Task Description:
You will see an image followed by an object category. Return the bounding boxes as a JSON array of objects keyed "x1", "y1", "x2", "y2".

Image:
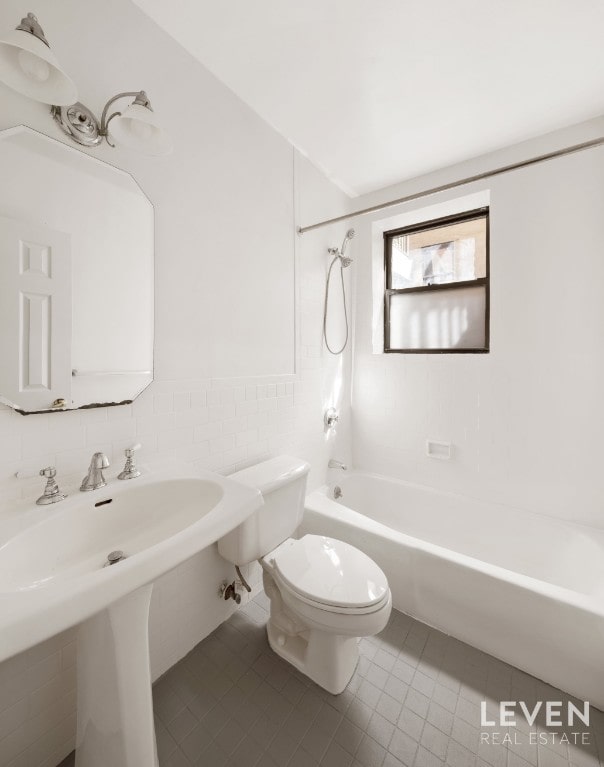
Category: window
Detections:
[{"x1": 384, "y1": 207, "x2": 489, "y2": 353}]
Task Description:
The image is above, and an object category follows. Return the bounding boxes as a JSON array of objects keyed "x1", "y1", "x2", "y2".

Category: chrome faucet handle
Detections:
[
  {"x1": 118, "y1": 443, "x2": 141, "y2": 481},
  {"x1": 80, "y1": 452, "x2": 110, "y2": 492},
  {"x1": 324, "y1": 407, "x2": 339, "y2": 429},
  {"x1": 36, "y1": 466, "x2": 67, "y2": 505}
]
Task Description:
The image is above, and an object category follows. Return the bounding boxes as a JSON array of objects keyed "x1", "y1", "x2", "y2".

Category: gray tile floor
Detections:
[{"x1": 59, "y1": 592, "x2": 604, "y2": 767}]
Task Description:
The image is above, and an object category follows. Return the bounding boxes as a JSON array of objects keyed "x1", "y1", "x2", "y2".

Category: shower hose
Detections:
[{"x1": 323, "y1": 254, "x2": 349, "y2": 355}]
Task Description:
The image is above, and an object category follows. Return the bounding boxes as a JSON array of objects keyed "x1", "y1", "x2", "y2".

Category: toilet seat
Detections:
[
  {"x1": 263, "y1": 535, "x2": 389, "y2": 613},
  {"x1": 275, "y1": 573, "x2": 391, "y2": 616}
]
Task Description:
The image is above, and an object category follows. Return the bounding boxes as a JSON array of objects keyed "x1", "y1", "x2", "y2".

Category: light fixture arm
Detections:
[
  {"x1": 52, "y1": 90, "x2": 154, "y2": 149},
  {"x1": 99, "y1": 91, "x2": 151, "y2": 138}
]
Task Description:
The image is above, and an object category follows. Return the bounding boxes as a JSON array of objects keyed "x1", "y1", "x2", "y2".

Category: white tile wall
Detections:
[{"x1": 351, "y1": 118, "x2": 604, "y2": 529}]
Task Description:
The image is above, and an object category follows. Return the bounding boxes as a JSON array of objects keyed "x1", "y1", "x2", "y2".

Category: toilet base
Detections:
[
  {"x1": 266, "y1": 619, "x2": 359, "y2": 695},
  {"x1": 262, "y1": 569, "x2": 360, "y2": 694}
]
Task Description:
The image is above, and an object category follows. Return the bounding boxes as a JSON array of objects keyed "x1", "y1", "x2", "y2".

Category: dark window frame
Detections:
[{"x1": 383, "y1": 207, "x2": 490, "y2": 354}]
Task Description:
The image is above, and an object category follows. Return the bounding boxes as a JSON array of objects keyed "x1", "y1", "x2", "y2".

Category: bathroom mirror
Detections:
[{"x1": 0, "y1": 126, "x2": 153, "y2": 414}]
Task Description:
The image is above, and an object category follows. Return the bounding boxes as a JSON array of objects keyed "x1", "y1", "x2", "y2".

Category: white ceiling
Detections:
[{"x1": 133, "y1": 0, "x2": 604, "y2": 197}]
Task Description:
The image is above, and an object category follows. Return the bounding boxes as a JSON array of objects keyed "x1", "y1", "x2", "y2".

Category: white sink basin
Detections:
[
  {"x1": 0, "y1": 467, "x2": 261, "y2": 661},
  {"x1": 0, "y1": 477, "x2": 225, "y2": 592},
  {"x1": 0, "y1": 465, "x2": 262, "y2": 767}
]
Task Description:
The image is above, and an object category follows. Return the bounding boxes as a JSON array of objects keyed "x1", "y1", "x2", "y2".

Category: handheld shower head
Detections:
[
  {"x1": 340, "y1": 228, "x2": 355, "y2": 256},
  {"x1": 327, "y1": 228, "x2": 355, "y2": 267}
]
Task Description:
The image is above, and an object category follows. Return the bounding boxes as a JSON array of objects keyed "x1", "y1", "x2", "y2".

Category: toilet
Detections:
[{"x1": 218, "y1": 455, "x2": 392, "y2": 694}]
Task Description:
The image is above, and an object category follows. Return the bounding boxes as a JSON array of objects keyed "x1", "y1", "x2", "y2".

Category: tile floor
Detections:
[{"x1": 59, "y1": 593, "x2": 604, "y2": 767}]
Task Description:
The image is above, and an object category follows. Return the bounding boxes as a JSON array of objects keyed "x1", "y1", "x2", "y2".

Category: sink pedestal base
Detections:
[{"x1": 75, "y1": 584, "x2": 158, "y2": 767}]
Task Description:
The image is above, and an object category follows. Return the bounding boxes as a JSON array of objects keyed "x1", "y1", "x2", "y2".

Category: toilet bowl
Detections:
[
  {"x1": 217, "y1": 456, "x2": 392, "y2": 694},
  {"x1": 260, "y1": 535, "x2": 392, "y2": 693}
]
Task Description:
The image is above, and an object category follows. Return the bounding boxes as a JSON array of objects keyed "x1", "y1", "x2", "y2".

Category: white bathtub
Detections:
[{"x1": 302, "y1": 471, "x2": 604, "y2": 709}]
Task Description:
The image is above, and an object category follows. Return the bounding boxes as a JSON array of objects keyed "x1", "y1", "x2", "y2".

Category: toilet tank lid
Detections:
[{"x1": 229, "y1": 455, "x2": 310, "y2": 494}]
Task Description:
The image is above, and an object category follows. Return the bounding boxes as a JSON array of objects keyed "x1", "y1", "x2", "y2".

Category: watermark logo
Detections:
[{"x1": 480, "y1": 701, "x2": 591, "y2": 747}]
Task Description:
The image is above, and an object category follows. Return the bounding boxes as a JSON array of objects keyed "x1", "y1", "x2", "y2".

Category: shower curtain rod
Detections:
[{"x1": 297, "y1": 135, "x2": 604, "y2": 234}]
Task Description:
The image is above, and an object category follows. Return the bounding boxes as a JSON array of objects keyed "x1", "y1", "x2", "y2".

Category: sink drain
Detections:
[{"x1": 104, "y1": 550, "x2": 126, "y2": 567}]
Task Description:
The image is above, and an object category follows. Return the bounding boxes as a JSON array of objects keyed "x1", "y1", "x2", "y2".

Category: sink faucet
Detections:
[
  {"x1": 36, "y1": 467, "x2": 67, "y2": 505},
  {"x1": 81, "y1": 452, "x2": 110, "y2": 492},
  {"x1": 328, "y1": 459, "x2": 348, "y2": 470},
  {"x1": 118, "y1": 444, "x2": 141, "y2": 480}
]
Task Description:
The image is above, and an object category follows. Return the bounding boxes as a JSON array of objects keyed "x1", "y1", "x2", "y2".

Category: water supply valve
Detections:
[{"x1": 219, "y1": 580, "x2": 241, "y2": 604}]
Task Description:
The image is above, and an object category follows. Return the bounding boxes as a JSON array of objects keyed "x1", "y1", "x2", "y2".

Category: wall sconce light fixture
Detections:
[{"x1": 0, "y1": 13, "x2": 172, "y2": 156}]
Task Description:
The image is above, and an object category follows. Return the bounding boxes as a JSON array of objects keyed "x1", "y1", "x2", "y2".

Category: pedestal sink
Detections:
[{"x1": 0, "y1": 467, "x2": 262, "y2": 767}]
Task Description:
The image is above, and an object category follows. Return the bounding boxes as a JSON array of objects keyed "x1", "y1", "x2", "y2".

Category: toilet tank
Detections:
[{"x1": 217, "y1": 455, "x2": 310, "y2": 565}]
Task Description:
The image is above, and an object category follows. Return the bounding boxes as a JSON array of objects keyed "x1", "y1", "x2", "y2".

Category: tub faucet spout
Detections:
[{"x1": 328, "y1": 459, "x2": 347, "y2": 471}]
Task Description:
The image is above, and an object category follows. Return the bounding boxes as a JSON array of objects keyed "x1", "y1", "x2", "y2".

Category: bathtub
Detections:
[{"x1": 302, "y1": 471, "x2": 604, "y2": 709}]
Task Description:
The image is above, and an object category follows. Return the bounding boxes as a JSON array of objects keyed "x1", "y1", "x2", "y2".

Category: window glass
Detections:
[
  {"x1": 388, "y1": 284, "x2": 486, "y2": 350},
  {"x1": 390, "y1": 216, "x2": 487, "y2": 289},
  {"x1": 384, "y1": 208, "x2": 489, "y2": 353}
]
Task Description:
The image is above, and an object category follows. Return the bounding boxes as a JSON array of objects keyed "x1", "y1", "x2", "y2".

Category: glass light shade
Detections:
[
  {"x1": 0, "y1": 29, "x2": 77, "y2": 105},
  {"x1": 108, "y1": 103, "x2": 172, "y2": 156}
]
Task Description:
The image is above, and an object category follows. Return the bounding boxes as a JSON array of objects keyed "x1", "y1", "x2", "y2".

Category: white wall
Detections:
[
  {"x1": 352, "y1": 116, "x2": 604, "y2": 528},
  {"x1": 0, "y1": 2, "x2": 352, "y2": 765}
]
